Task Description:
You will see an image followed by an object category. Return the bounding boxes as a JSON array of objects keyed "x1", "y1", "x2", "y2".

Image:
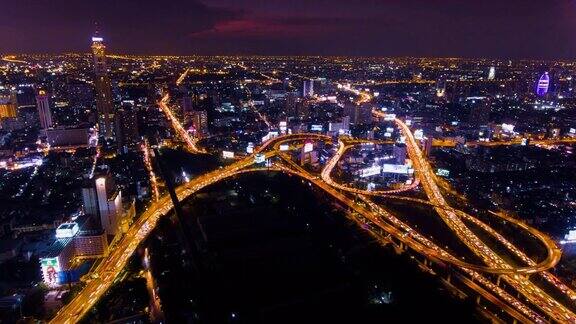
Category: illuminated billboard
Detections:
[
  {"x1": 279, "y1": 144, "x2": 290, "y2": 151},
  {"x1": 436, "y1": 169, "x2": 450, "y2": 177},
  {"x1": 40, "y1": 257, "x2": 61, "y2": 287},
  {"x1": 222, "y1": 151, "x2": 235, "y2": 159},
  {"x1": 310, "y1": 125, "x2": 323, "y2": 132},
  {"x1": 303, "y1": 141, "x2": 314, "y2": 153}
]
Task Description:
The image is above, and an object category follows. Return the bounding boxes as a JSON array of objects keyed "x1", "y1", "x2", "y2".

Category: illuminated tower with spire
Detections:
[{"x1": 92, "y1": 29, "x2": 114, "y2": 138}]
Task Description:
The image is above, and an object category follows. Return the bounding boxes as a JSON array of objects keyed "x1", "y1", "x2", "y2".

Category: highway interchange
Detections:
[{"x1": 51, "y1": 72, "x2": 576, "y2": 324}]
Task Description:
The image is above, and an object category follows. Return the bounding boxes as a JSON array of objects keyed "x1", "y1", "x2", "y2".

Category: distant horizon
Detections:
[
  {"x1": 2, "y1": 52, "x2": 575, "y2": 63},
  {"x1": 2, "y1": 0, "x2": 576, "y2": 60}
]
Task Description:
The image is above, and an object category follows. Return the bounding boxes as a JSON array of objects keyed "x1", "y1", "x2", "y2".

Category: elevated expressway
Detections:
[
  {"x1": 52, "y1": 122, "x2": 576, "y2": 323},
  {"x1": 53, "y1": 69, "x2": 576, "y2": 323}
]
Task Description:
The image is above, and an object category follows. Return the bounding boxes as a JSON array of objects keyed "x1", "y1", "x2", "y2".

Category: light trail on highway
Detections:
[
  {"x1": 378, "y1": 111, "x2": 576, "y2": 322},
  {"x1": 158, "y1": 93, "x2": 205, "y2": 154},
  {"x1": 51, "y1": 80, "x2": 576, "y2": 324},
  {"x1": 142, "y1": 139, "x2": 160, "y2": 202}
]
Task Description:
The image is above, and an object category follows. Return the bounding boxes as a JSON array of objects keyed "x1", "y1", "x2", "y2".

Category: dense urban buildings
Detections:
[{"x1": 1, "y1": 3, "x2": 576, "y2": 323}]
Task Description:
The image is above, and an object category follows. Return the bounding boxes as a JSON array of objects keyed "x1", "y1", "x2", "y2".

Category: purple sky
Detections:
[{"x1": 1, "y1": 0, "x2": 575, "y2": 58}]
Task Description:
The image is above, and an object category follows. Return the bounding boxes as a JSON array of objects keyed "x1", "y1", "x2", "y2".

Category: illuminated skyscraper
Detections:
[
  {"x1": 536, "y1": 72, "x2": 550, "y2": 96},
  {"x1": 488, "y1": 66, "x2": 496, "y2": 80},
  {"x1": 95, "y1": 176, "x2": 122, "y2": 236},
  {"x1": 285, "y1": 92, "x2": 298, "y2": 116},
  {"x1": 190, "y1": 110, "x2": 209, "y2": 137},
  {"x1": 436, "y1": 77, "x2": 447, "y2": 97},
  {"x1": 303, "y1": 80, "x2": 314, "y2": 97},
  {"x1": 91, "y1": 33, "x2": 114, "y2": 137},
  {"x1": 82, "y1": 172, "x2": 123, "y2": 237},
  {"x1": 36, "y1": 89, "x2": 53, "y2": 129}
]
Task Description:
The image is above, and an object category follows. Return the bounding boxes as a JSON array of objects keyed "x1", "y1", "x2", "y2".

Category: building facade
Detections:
[
  {"x1": 36, "y1": 89, "x2": 53, "y2": 129},
  {"x1": 92, "y1": 34, "x2": 114, "y2": 137}
]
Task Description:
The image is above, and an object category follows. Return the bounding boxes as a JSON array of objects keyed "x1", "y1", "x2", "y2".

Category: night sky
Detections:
[{"x1": 1, "y1": 0, "x2": 576, "y2": 59}]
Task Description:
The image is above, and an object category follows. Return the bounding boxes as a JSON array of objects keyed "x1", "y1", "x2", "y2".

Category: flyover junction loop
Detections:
[
  {"x1": 319, "y1": 131, "x2": 560, "y2": 275},
  {"x1": 51, "y1": 124, "x2": 569, "y2": 324}
]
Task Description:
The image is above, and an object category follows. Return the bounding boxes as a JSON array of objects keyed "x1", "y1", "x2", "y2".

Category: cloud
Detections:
[{"x1": 189, "y1": 15, "x2": 364, "y2": 38}]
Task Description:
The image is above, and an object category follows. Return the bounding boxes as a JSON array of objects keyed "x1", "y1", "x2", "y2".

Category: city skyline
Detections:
[
  {"x1": 2, "y1": 4, "x2": 576, "y2": 323},
  {"x1": 1, "y1": 0, "x2": 576, "y2": 59}
]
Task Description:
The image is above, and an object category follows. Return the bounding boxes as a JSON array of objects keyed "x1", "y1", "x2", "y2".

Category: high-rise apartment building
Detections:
[
  {"x1": 36, "y1": 89, "x2": 53, "y2": 129},
  {"x1": 114, "y1": 103, "x2": 139, "y2": 152}
]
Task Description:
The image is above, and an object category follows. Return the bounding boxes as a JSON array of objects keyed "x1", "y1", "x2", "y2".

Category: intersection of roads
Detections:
[{"x1": 51, "y1": 71, "x2": 576, "y2": 324}]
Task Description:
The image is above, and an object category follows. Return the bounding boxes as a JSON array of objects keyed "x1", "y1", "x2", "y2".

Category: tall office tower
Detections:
[
  {"x1": 302, "y1": 79, "x2": 314, "y2": 97},
  {"x1": 0, "y1": 90, "x2": 18, "y2": 119},
  {"x1": 92, "y1": 33, "x2": 114, "y2": 138},
  {"x1": 81, "y1": 179, "x2": 100, "y2": 218},
  {"x1": 536, "y1": 72, "x2": 550, "y2": 96},
  {"x1": 297, "y1": 99, "x2": 311, "y2": 118},
  {"x1": 190, "y1": 110, "x2": 209, "y2": 137},
  {"x1": 344, "y1": 102, "x2": 372, "y2": 125},
  {"x1": 436, "y1": 77, "x2": 447, "y2": 97},
  {"x1": 393, "y1": 143, "x2": 407, "y2": 165},
  {"x1": 95, "y1": 176, "x2": 122, "y2": 236},
  {"x1": 181, "y1": 95, "x2": 194, "y2": 113},
  {"x1": 36, "y1": 89, "x2": 53, "y2": 129},
  {"x1": 114, "y1": 103, "x2": 139, "y2": 152},
  {"x1": 488, "y1": 66, "x2": 496, "y2": 80},
  {"x1": 82, "y1": 173, "x2": 123, "y2": 236},
  {"x1": 181, "y1": 95, "x2": 194, "y2": 124},
  {"x1": 285, "y1": 92, "x2": 297, "y2": 116}
]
